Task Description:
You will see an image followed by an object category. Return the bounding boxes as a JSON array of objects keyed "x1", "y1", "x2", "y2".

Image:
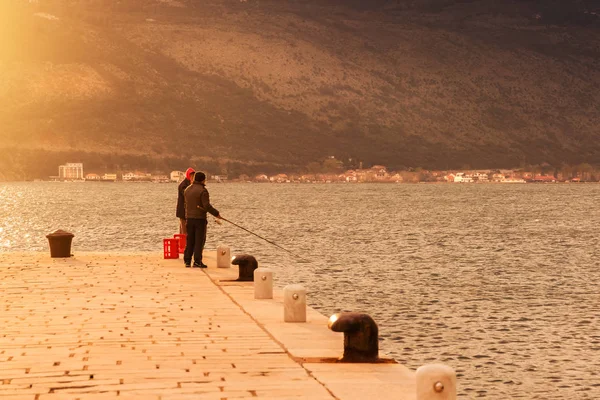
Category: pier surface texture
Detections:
[{"x1": 0, "y1": 252, "x2": 416, "y2": 399}]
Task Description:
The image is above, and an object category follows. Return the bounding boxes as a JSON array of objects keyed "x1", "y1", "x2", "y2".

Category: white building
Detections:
[
  {"x1": 85, "y1": 173, "x2": 101, "y2": 181},
  {"x1": 170, "y1": 171, "x2": 185, "y2": 182},
  {"x1": 122, "y1": 172, "x2": 151, "y2": 181},
  {"x1": 102, "y1": 173, "x2": 117, "y2": 181},
  {"x1": 371, "y1": 165, "x2": 388, "y2": 180},
  {"x1": 491, "y1": 173, "x2": 505, "y2": 182},
  {"x1": 58, "y1": 163, "x2": 84, "y2": 180},
  {"x1": 472, "y1": 172, "x2": 489, "y2": 182},
  {"x1": 151, "y1": 175, "x2": 170, "y2": 183},
  {"x1": 122, "y1": 172, "x2": 135, "y2": 181},
  {"x1": 454, "y1": 172, "x2": 473, "y2": 183}
]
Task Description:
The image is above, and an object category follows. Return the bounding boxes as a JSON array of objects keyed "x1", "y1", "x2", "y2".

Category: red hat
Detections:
[{"x1": 185, "y1": 168, "x2": 195, "y2": 180}]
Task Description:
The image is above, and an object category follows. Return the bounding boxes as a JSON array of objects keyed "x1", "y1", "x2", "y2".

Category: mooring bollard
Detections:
[
  {"x1": 46, "y1": 230, "x2": 75, "y2": 258},
  {"x1": 217, "y1": 245, "x2": 230, "y2": 268},
  {"x1": 283, "y1": 284, "x2": 306, "y2": 322},
  {"x1": 254, "y1": 267, "x2": 273, "y2": 299},
  {"x1": 328, "y1": 312, "x2": 379, "y2": 362},
  {"x1": 416, "y1": 364, "x2": 457, "y2": 400},
  {"x1": 231, "y1": 254, "x2": 258, "y2": 281}
]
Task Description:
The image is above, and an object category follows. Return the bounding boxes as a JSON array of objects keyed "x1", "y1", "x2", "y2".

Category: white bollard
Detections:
[
  {"x1": 283, "y1": 284, "x2": 306, "y2": 322},
  {"x1": 217, "y1": 245, "x2": 231, "y2": 268},
  {"x1": 416, "y1": 364, "x2": 457, "y2": 400},
  {"x1": 254, "y1": 268, "x2": 273, "y2": 299}
]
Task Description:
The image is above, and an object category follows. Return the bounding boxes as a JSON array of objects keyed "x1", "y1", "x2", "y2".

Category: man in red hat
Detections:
[{"x1": 176, "y1": 167, "x2": 195, "y2": 235}]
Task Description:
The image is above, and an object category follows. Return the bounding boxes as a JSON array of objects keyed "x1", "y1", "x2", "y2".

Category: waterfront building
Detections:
[
  {"x1": 454, "y1": 172, "x2": 474, "y2": 183},
  {"x1": 343, "y1": 170, "x2": 358, "y2": 182},
  {"x1": 122, "y1": 171, "x2": 151, "y2": 181},
  {"x1": 102, "y1": 173, "x2": 117, "y2": 181},
  {"x1": 472, "y1": 172, "x2": 489, "y2": 182},
  {"x1": 151, "y1": 175, "x2": 170, "y2": 183},
  {"x1": 170, "y1": 171, "x2": 185, "y2": 182},
  {"x1": 254, "y1": 174, "x2": 269, "y2": 182},
  {"x1": 390, "y1": 172, "x2": 403, "y2": 182},
  {"x1": 211, "y1": 174, "x2": 229, "y2": 182},
  {"x1": 355, "y1": 169, "x2": 369, "y2": 182},
  {"x1": 532, "y1": 175, "x2": 556, "y2": 183},
  {"x1": 85, "y1": 173, "x2": 101, "y2": 181},
  {"x1": 371, "y1": 165, "x2": 388, "y2": 180},
  {"x1": 491, "y1": 173, "x2": 505, "y2": 182},
  {"x1": 122, "y1": 172, "x2": 135, "y2": 181},
  {"x1": 58, "y1": 163, "x2": 84, "y2": 180},
  {"x1": 269, "y1": 174, "x2": 288, "y2": 183},
  {"x1": 500, "y1": 177, "x2": 527, "y2": 183}
]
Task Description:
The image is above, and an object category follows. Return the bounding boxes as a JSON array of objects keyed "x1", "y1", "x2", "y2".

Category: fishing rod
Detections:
[{"x1": 217, "y1": 217, "x2": 310, "y2": 262}]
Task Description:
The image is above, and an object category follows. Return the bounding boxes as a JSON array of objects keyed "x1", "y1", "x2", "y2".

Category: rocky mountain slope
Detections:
[{"x1": 0, "y1": 0, "x2": 598, "y2": 179}]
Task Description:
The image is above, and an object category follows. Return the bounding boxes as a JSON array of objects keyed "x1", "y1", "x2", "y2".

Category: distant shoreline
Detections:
[{"x1": 6, "y1": 180, "x2": 598, "y2": 184}]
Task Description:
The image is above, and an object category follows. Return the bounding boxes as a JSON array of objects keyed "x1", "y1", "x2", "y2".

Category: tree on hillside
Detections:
[
  {"x1": 322, "y1": 157, "x2": 344, "y2": 173},
  {"x1": 558, "y1": 163, "x2": 573, "y2": 180},
  {"x1": 540, "y1": 162, "x2": 553, "y2": 175},
  {"x1": 306, "y1": 161, "x2": 322, "y2": 174},
  {"x1": 576, "y1": 163, "x2": 594, "y2": 181}
]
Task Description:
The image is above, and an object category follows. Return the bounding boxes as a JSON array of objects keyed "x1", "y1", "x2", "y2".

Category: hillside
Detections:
[{"x1": 0, "y1": 0, "x2": 599, "y2": 179}]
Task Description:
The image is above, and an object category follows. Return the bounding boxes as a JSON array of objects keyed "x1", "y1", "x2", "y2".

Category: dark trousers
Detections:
[{"x1": 184, "y1": 218, "x2": 207, "y2": 265}]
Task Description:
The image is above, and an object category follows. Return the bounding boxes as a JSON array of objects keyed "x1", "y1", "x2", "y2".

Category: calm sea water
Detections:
[{"x1": 1, "y1": 182, "x2": 599, "y2": 399}]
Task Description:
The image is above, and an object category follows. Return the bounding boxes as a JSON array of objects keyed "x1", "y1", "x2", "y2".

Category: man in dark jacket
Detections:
[
  {"x1": 183, "y1": 171, "x2": 222, "y2": 268},
  {"x1": 176, "y1": 168, "x2": 195, "y2": 235}
]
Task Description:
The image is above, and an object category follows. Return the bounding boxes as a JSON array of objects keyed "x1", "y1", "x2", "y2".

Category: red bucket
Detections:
[
  {"x1": 163, "y1": 238, "x2": 179, "y2": 259},
  {"x1": 174, "y1": 234, "x2": 186, "y2": 253}
]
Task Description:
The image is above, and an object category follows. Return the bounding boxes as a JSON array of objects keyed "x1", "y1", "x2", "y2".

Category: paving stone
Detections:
[{"x1": 1, "y1": 252, "x2": 417, "y2": 400}]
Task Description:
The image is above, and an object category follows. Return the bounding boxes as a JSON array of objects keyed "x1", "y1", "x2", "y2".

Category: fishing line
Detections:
[{"x1": 217, "y1": 217, "x2": 310, "y2": 263}]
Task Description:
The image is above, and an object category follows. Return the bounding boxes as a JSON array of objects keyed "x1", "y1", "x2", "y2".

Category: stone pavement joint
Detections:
[{"x1": 205, "y1": 266, "x2": 341, "y2": 400}]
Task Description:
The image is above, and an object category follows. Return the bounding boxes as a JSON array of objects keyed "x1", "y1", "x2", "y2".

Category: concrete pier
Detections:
[{"x1": 0, "y1": 251, "x2": 418, "y2": 399}]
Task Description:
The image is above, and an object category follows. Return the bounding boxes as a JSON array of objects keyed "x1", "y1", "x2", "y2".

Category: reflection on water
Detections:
[{"x1": 1, "y1": 182, "x2": 599, "y2": 399}]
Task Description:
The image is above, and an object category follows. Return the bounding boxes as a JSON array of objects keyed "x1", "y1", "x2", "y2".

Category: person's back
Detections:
[
  {"x1": 184, "y1": 182, "x2": 204, "y2": 219},
  {"x1": 184, "y1": 183, "x2": 219, "y2": 220}
]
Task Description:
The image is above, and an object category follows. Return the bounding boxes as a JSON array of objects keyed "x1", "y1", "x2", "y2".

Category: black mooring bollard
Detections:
[
  {"x1": 328, "y1": 312, "x2": 379, "y2": 362},
  {"x1": 46, "y1": 230, "x2": 75, "y2": 258},
  {"x1": 231, "y1": 254, "x2": 258, "y2": 281}
]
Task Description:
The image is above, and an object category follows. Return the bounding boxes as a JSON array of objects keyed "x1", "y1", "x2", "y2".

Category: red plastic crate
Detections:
[
  {"x1": 174, "y1": 234, "x2": 186, "y2": 253},
  {"x1": 163, "y1": 238, "x2": 179, "y2": 259}
]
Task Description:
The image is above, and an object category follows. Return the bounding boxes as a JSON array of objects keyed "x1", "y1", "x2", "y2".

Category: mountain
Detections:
[{"x1": 0, "y1": 0, "x2": 599, "y2": 179}]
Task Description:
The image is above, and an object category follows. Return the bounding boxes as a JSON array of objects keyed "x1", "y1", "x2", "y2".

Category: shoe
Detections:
[
  {"x1": 185, "y1": 263, "x2": 191, "y2": 268},
  {"x1": 193, "y1": 262, "x2": 208, "y2": 268}
]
